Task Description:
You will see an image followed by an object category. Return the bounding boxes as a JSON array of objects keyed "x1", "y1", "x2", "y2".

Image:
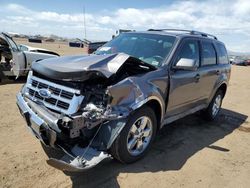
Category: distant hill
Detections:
[{"x1": 228, "y1": 50, "x2": 250, "y2": 57}]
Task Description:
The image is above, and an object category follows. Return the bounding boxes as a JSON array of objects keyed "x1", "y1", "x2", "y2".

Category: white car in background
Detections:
[
  {"x1": 18, "y1": 44, "x2": 59, "y2": 56},
  {"x1": 0, "y1": 32, "x2": 59, "y2": 79}
]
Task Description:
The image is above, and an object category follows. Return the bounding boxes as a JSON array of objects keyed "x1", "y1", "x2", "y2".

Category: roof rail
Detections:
[{"x1": 148, "y1": 29, "x2": 217, "y2": 40}]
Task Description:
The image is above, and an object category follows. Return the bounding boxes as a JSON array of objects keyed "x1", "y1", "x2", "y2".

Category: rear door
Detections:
[
  {"x1": 167, "y1": 38, "x2": 203, "y2": 116},
  {"x1": 197, "y1": 40, "x2": 219, "y2": 100}
]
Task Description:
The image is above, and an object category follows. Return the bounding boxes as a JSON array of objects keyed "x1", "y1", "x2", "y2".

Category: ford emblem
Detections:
[{"x1": 38, "y1": 89, "x2": 51, "y2": 99}]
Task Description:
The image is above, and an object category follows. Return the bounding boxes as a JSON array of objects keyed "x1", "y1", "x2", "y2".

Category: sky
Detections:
[{"x1": 0, "y1": 0, "x2": 250, "y2": 53}]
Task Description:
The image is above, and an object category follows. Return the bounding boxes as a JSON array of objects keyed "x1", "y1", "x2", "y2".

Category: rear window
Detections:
[
  {"x1": 201, "y1": 41, "x2": 217, "y2": 66},
  {"x1": 216, "y1": 43, "x2": 229, "y2": 64}
]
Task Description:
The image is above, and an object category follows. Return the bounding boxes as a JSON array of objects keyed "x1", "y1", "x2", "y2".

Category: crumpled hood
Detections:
[{"x1": 32, "y1": 53, "x2": 130, "y2": 81}]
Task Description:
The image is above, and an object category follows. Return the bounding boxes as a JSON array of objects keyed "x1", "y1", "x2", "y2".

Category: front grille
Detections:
[
  {"x1": 25, "y1": 75, "x2": 84, "y2": 114},
  {"x1": 57, "y1": 100, "x2": 70, "y2": 109},
  {"x1": 61, "y1": 90, "x2": 74, "y2": 99}
]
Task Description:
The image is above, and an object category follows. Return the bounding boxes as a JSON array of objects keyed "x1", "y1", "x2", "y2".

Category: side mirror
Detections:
[{"x1": 173, "y1": 58, "x2": 198, "y2": 71}]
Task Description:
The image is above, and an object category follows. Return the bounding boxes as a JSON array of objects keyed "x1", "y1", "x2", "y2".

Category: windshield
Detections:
[{"x1": 95, "y1": 33, "x2": 176, "y2": 67}]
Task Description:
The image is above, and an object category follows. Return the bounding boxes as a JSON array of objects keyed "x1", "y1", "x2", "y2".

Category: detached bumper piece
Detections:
[{"x1": 47, "y1": 146, "x2": 110, "y2": 172}]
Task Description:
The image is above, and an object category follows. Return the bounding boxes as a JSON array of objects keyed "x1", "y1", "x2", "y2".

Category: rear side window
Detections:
[
  {"x1": 216, "y1": 43, "x2": 229, "y2": 64},
  {"x1": 201, "y1": 41, "x2": 216, "y2": 66}
]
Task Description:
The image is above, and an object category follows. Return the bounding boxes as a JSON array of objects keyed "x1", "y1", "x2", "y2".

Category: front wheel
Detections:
[
  {"x1": 203, "y1": 90, "x2": 223, "y2": 121},
  {"x1": 110, "y1": 106, "x2": 157, "y2": 163}
]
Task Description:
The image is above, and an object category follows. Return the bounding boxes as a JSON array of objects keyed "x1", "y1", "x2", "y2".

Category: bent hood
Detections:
[{"x1": 32, "y1": 53, "x2": 130, "y2": 81}]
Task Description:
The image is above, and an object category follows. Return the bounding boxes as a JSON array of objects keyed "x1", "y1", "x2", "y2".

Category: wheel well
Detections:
[
  {"x1": 146, "y1": 100, "x2": 162, "y2": 130},
  {"x1": 217, "y1": 83, "x2": 227, "y2": 98}
]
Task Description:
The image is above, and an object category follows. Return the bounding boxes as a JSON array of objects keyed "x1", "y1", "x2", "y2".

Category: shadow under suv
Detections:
[{"x1": 16, "y1": 29, "x2": 231, "y2": 172}]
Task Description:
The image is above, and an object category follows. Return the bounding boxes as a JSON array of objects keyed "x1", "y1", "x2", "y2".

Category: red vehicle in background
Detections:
[{"x1": 243, "y1": 59, "x2": 250, "y2": 66}]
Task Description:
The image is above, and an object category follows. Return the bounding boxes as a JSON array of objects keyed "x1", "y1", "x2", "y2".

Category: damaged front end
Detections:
[{"x1": 16, "y1": 53, "x2": 165, "y2": 171}]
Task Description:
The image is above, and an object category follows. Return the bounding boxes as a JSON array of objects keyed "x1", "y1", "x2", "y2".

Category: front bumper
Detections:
[
  {"x1": 16, "y1": 92, "x2": 110, "y2": 172},
  {"x1": 16, "y1": 92, "x2": 57, "y2": 146}
]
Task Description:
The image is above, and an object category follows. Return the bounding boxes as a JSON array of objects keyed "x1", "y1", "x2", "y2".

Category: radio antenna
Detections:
[{"x1": 83, "y1": 5, "x2": 87, "y2": 39}]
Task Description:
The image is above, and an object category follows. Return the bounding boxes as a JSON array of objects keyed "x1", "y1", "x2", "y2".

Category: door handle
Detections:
[{"x1": 195, "y1": 74, "x2": 200, "y2": 82}]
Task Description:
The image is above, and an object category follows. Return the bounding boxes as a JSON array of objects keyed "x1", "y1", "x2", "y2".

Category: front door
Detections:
[
  {"x1": 3, "y1": 33, "x2": 25, "y2": 77},
  {"x1": 167, "y1": 39, "x2": 204, "y2": 117},
  {"x1": 12, "y1": 51, "x2": 26, "y2": 77}
]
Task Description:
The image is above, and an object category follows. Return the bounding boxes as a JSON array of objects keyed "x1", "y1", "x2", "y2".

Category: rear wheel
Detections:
[
  {"x1": 7, "y1": 76, "x2": 16, "y2": 81},
  {"x1": 110, "y1": 106, "x2": 157, "y2": 163},
  {"x1": 203, "y1": 90, "x2": 223, "y2": 120}
]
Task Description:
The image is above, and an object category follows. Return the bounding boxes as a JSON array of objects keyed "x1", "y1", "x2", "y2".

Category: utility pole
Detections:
[{"x1": 83, "y1": 5, "x2": 87, "y2": 40}]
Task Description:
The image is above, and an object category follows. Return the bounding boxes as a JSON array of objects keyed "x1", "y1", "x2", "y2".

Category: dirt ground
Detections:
[{"x1": 0, "y1": 41, "x2": 250, "y2": 187}]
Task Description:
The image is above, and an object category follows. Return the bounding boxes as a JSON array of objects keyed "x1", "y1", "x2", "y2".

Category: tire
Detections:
[
  {"x1": 110, "y1": 106, "x2": 157, "y2": 163},
  {"x1": 203, "y1": 90, "x2": 223, "y2": 121},
  {"x1": 7, "y1": 76, "x2": 16, "y2": 81}
]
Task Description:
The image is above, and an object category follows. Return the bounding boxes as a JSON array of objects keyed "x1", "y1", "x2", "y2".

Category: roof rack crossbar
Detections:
[{"x1": 148, "y1": 29, "x2": 217, "y2": 40}]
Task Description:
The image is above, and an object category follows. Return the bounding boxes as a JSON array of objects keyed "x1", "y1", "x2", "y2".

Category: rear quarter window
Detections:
[{"x1": 216, "y1": 43, "x2": 229, "y2": 64}]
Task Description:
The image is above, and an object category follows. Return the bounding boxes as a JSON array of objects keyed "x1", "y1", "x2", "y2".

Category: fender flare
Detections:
[
  {"x1": 130, "y1": 96, "x2": 165, "y2": 123},
  {"x1": 92, "y1": 96, "x2": 164, "y2": 150},
  {"x1": 208, "y1": 81, "x2": 228, "y2": 104}
]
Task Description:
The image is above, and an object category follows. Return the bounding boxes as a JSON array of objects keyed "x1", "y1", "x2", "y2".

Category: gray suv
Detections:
[{"x1": 16, "y1": 29, "x2": 231, "y2": 172}]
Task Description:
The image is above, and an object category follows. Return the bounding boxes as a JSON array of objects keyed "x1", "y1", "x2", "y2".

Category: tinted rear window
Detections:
[{"x1": 216, "y1": 43, "x2": 229, "y2": 64}]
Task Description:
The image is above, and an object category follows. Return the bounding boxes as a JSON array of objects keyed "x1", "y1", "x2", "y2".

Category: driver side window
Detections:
[{"x1": 175, "y1": 40, "x2": 200, "y2": 66}]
